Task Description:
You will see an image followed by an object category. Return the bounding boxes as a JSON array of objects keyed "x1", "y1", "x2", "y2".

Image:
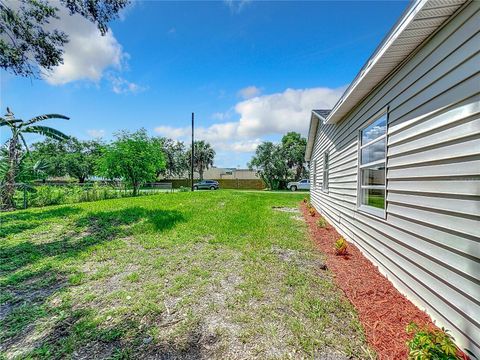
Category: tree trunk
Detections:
[
  {"x1": 133, "y1": 183, "x2": 139, "y2": 196},
  {"x1": 79, "y1": 177, "x2": 85, "y2": 184},
  {"x1": 199, "y1": 168, "x2": 204, "y2": 181},
  {"x1": 1, "y1": 136, "x2": 19, "y2": 210}
]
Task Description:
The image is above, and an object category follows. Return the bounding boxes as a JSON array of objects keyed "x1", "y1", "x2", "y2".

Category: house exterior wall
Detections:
[{"x1": 309, "y1": 1, "x2": 480, "y2": 355}]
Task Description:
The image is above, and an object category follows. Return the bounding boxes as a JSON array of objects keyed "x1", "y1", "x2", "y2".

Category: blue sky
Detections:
[{"x1": 0, "y1": 0, "x2": 408, "y2": 168}]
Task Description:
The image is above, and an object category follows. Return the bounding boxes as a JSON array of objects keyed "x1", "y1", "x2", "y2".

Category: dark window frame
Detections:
[{"x1": 357, "y1": 108, "x2": 388, "y2": 218}]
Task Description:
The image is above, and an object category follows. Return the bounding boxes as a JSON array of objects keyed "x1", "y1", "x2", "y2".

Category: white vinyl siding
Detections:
[{"x1": 309, "y1": 1, "x2": 480, "y2": 356}]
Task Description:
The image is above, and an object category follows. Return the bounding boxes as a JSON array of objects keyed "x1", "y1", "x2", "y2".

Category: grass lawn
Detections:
[{"x1": 1, "y1": 190, "x2": 371, "y2": 359}]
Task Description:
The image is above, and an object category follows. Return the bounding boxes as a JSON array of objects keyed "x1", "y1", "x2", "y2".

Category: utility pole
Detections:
[{"x1": 191, "y1": 112, "x2": 194, "y2": 191}]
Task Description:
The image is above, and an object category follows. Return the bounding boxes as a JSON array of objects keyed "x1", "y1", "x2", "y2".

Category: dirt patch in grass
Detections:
[
  {"x1": 272, "y1": 206, "x2": 300, "y2": 213},
  {"x1": 302, "y1": 203, "x2": 435, "y2": 358}
]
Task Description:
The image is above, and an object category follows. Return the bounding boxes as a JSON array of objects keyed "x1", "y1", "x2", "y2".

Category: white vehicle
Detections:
[{"x1": 287, "y1": 179, "x2": 310, "y2": 191}]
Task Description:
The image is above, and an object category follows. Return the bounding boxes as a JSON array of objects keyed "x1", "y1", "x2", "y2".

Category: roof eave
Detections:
[
  {"x1": 305, "y1": 111, "x2": 326, "y2": 162},
  {"x1": 325, "y1": 0, "x2": 466, "y2": 124}
]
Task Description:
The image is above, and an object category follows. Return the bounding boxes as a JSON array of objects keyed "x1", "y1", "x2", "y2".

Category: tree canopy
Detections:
[
  {"x1": 0, "y1": 0, "x2": 129, "y2": 78},
  {"x1": 187, "y1": 140, "x2": 215, "y2": 180},
  {"x1": 98, "y1": 129, "x2": 165, "y2": 195},
  {"x1": 248, "y1": 132, "x2": 308, "y2": 190},
  {"x1": 154, "y1": 137, "x2": 189, "y2": 179}
]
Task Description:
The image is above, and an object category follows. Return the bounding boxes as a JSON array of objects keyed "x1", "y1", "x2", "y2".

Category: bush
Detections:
[
  {"x1": 309, "y1": 207, "x2": 316, "y2": 216},
  {"x1": 334, "y1": 237, "x2": 348, "y2": 255},
  {"x1": 406, "y1": 322, "x2": 461, "y2": 360},
  {"x1": 178, "y1": 186, "x2": 190, "y2": 192},
  {"x1": 317, "y1": 217, "x2": 328, "y2": 228}
]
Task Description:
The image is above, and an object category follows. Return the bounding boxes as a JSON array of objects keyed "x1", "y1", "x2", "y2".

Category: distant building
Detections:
[{"x1": 167, "y1": 167, "x2": 260, "y2": 180}]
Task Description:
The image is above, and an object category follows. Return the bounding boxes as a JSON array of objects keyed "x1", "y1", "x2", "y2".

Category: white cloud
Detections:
[
  {"x1": 224, "y1": 0, "x2": 251, "y2": 13},
  {"x1": 154, "y1": 86, "x2": 344, "y2": 157},
  {"x1": 237, "y1": 85, "x2": 261, "y2": 99},
  {"x1": 43, "y1": 5, "x2": 125, "y2": 85},
  {"x1": 211, "y1": 112, "x2": 228, "y2": 121},
  {"x1": 235, "y1": 87, "x2": 344, "y2": 137},
  {"x1": 40, "y1": 3, "x2": 143, "y2": 93},
  {"x1": 107, "y1": 74, "x2": 146, "y2": 94},
  {"x1": 216, "y1": 139, "x2": 262, "y2": 153},
  {"x1": 154, "y1": 126, "x2": 190, "y2": 140},
  {"x1": 168, "y1": 27, "x2": 176, "y2": 34},
  {"x1": 87, "y1": 129, "x2": 106, "y2": 138}
]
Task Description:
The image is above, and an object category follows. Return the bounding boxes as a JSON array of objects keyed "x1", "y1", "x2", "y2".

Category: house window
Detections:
[
  {"x1": 322, "y1": 152, "x2": 329, "y2": 191},
  {"x1": 358, "y1": 112, "x2": 387, "y2": 216}
]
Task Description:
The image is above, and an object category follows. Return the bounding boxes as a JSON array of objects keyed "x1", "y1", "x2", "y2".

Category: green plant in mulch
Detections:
[
  {"x1": 316, "y1": 217, "x2": 328, "y2": 228},
  {"x1": 334, "y1": 237, "x2": 348, "y2": 256},
  {"x1": 406, "y1": 322, "x2": 462, "y2": 360}
]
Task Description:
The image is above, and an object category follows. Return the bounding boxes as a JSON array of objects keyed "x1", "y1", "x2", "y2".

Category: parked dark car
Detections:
[{"x1": 193, "y1": 180, "x2": 219, "y2": 190}]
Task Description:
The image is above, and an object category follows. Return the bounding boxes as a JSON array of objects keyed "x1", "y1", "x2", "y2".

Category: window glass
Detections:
[
  {"x1": 361, "y1": 166, "x2": 385, "y2": 186},
  {"x1": 360, "y1": 188, "x2": 385, "y2": 209},
  {"x1": 358, "y1": 111, "x2": 388, "y2": 215},
  {"x1": 322, "y1": 152, "x2": 329, "y2": 191},
  {"x1": 361, "y1": 114, "x2": 387, "y2": 145},
  {"x1": 361, "y1": 137, "x2": 386, "y2": 164}
]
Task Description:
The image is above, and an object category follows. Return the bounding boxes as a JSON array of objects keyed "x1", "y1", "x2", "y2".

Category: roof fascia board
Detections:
[{"x1": 305, "y1": 111, "x2": 325, "y2": 161}]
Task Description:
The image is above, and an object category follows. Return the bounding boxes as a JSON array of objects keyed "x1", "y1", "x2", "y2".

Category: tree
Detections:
[
  {"x1": 281, "y1": 132, "x2": 308, "y2": 181},
  {"x1": 98, "y1": 129, "x2": 165, "y2": 196},
  {"x1": 186, "y1": 140, "x2": 215, "y2": 180},
  {"x1": 64, "y1": 138, "x2": 103, "y2": 183},
  {"x1": 248, "y1": 142, "x2": 289, "y2": 190},
  {"x1": 30, "y1": 138, "x2": 69, "y2": 180},
  {"x1": 0, "y1": 0, "x2": 129, "y2": 78},
  {"x1": 0, "y1": 107, "x2": 69, "y2": 209},
  {"x1": 153, "y1": 137, "x2": 188, "y2": 179}
]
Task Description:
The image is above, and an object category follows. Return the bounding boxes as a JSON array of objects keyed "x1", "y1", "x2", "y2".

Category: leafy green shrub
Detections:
[
  {"x1": 406, "y1": 322, "x2": 461, "y2": 360},
  {"x1": 29, "y1": 185, "x2": 68, "y2": 207},
  {"x1": 334, "y1": 237, "x2": 348, "y2": 255},
  {"x1": 178, "y1": 186, "x2": 190, "y2": 192},
  {"x1": 317, "y1": 217, "x2": 327, "y2": 228}
]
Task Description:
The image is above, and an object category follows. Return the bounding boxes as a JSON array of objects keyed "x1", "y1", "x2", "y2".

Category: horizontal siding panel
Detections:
[
  {"x1": 388, "y1": 95, "x2": 480, "y2": 141},
  {"x1": 389, "y1": 43, "x2": 480, "y2": 113},
  {"x1": 387, "y1": 213, "x2": 479, "y2": 258},
  {"x1": 388, "y1": 117, "x2": 480, "y2": 157},
  {"x1": 387, "y1": 192, "x2": 480, "y2": 216},
  {"x1": 388, "y1": 137, "x2": 480, "y2": 167},
  {"x1": 387, "y1": 158, "x2": 480, "y2": 178},
  {"x1": 391, "y1": 72, "x2": 480, "y2": 126},
  {"x1": 387, "y1": 203, "x2": 480, "y2": 237},
  {"x1": 342, "y1": 216, "x2": 480, "y2": 308},
  {"x1": 388, "y1": 179, "x2": 480, "y2": 196}
]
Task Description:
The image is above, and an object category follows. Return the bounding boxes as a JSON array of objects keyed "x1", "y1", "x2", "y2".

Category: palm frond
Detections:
[
  {"x1": 33, "y1": 159, "x2": 50, "y2": 173},
  {"x1": 19, "y1": 133, "x2": 30, "y2": 152},
  {"x1": 23, "y1": 126, "x2": 70, "y2": 141},
  {"x1": 24, "y1": 114, "x2": 69, "y2": 126},
  {"x1": 0, "y1": 118, "x2": 23, "y2": 127},
  {"x1": 0, "y1": 158, "x2": 8, "y2": 181}
]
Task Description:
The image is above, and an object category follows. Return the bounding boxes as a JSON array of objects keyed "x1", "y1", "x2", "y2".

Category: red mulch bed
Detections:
[{"x1": 301, "y1": 203, "x2": 435, "y2": 359}]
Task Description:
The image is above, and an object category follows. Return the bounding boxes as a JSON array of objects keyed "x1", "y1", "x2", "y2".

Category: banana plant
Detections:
[{"x1": 0, "y1": 107, "x2": 69, "y2": 210}]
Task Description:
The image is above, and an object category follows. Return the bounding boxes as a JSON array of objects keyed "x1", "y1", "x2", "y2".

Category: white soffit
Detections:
[{"x1": 326, "y1": 0, "x2": 467, "y2": 124}]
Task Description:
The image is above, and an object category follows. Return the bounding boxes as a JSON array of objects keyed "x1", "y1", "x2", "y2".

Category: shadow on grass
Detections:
[
  {"x1": 0, "y1": 206, "x2": 185, "y2": 357},
  {"x1": 13, "y1": 309, "x2": 214, "y2": 359},
  {"x1": 0, "y1": 206, "x2": 82, "y2": 238}
]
